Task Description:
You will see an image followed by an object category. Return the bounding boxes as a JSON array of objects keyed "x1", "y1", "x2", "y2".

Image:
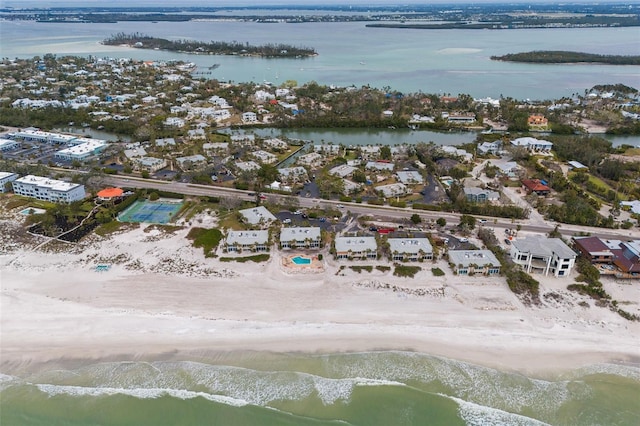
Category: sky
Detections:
[{"x1": 3, "y1": 0, "x2": 634, "y2": 7}]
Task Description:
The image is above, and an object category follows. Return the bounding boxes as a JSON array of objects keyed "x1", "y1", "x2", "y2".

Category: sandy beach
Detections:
[{"x1": 1, "y1": 211, "x2": 640, "y2": 378}]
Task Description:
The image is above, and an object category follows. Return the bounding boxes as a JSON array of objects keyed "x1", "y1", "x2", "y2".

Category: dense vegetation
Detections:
[
  {"x1": 491, "y1": 51, "x2": 640, "y2": 65},
  {"x1": 186, "y1": 227, "x2": 223, "y2": 257},
  {"x1": 103, "y1": 33, "x2": 316, "y2": 58}
]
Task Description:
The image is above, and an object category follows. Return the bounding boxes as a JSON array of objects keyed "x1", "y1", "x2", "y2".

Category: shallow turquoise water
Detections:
[
  {"x1": 292, "y1": 256, "x2": 312, "y2": 265},
  {"x1": 2, "y1": 351, "x2": 639, "y2": 426}
]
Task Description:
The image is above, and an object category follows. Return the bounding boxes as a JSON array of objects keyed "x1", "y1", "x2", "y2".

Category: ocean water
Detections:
[
  {"x1": 2, "y1": 351, "x2": 639, "y2": 425},
  {"x1": 1, "y1": 20, "x2": 638, "y2": 100}
]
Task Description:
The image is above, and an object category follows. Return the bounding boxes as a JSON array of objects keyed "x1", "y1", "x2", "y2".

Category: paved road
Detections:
[{"x1": 104, "y1": 175, "x2": 640, "y2": 241}]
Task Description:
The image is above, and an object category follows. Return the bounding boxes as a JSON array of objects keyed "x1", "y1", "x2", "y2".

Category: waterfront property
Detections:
[
  {"x1": 239, "y1": 206, "x2": 277, "y2": 226},
  {"x1": 334, "y1": 236, "x2": 378, "y2": 260},
  {"x1": 12, "y1": 175, "x2": 85, "y2": 203},
  {"x1": 0, "y1": 171, "x2": 19, "y2": 192},
  {"x1": 54, "y1": 139, "x2": 108, "y2": 162},
  {"x1": 511, "y1": 137, "x2": 553, "y2": 153},
  {"x1": 572, "y1": 236, "x2": 640, "y2": 279},
  {"x1": 448, "y1": 250, "x2": 501, "y2": 275},
  {"x1": 510, "y1": 236, "x2": 576, "y2": 277},
  {"x1": 388, "y1": 237, "x2": 433, "y2": 262},
  {"x1": 280, "y1": 226, "x2": 322, "y2": 250},
  {"x1": 225, "y1": 230, "x2": 270, "y2": 253}
]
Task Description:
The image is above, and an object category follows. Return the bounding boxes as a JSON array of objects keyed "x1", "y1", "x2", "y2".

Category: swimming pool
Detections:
[
  {"x1": 292, "y1": 256, "x2": 311, "y2": 265},
  {"x1": 19, "y1": 207, "x2": 46, "y2": 215}
]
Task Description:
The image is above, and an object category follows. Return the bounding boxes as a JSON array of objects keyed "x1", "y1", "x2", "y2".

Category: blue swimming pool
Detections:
[{"x1": 292, "y1": 256, "x2": 311, "y2": 265}]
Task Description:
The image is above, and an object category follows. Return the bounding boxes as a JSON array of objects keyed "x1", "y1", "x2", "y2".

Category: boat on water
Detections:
[{"x1": 208, "y1": 64, "x2": 220, "y2": 70}]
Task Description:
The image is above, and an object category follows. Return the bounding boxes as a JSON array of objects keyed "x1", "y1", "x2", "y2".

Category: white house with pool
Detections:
[{"x1": 280, "y1": 227, "x2": 322, "y2": 250}]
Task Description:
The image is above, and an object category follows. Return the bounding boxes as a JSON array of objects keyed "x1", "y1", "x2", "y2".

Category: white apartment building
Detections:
[
  {"x1": 0, "y1": 172, "x2": 19, "y2": 192},
  {"x1": 12, "y1": 175, "x2": 85, "y2": 203},
  {"x1": 280, "y1": 227, "x2": 322, "y2": 250}
]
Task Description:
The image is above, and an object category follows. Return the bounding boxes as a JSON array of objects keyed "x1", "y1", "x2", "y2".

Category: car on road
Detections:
[
  {"x1": 479, "y1": 219, "x2": 488, "y2": 224},
  {"x1": 337, "y1": 204, "x2": 345, "y2": 208},
  {"x1": 319, "y1": 217, "x2": 326, "y2": 222},
  {"x1": 248, "y1": 192, "x2": 255, "y2": 196},
  {"x1": 259, "y1": 194, "x2": 267, "y2": 200}
]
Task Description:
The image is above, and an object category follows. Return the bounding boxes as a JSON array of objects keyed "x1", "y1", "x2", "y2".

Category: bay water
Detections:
[{"x1": 1, "y1": 20, "x2": 639, "y2": 100}]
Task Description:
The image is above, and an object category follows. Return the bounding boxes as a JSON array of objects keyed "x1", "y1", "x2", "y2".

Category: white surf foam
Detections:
[
  {"x1": 445, "y1": 395, "x2": 552, "y2": 426},
  {"x1": 35, "y1": 384, "x2": 249, "y2": 407}
]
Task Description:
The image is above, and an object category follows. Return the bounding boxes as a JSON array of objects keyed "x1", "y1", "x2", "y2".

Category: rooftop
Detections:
[
  {"x1": 512, "y1": 236, "x2": 576, "y2": 259},
  {"x1": 448, "y1": 250, "x2": 501, "y2": 268},
  {"x1": 280, "y1": 227, "x2": 321, "y2": 241},
  {"x1": 388, "y1": 238, "x2": 433, "y2": 255}
]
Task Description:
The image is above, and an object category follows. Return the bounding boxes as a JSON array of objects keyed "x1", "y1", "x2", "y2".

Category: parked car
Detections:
[
  {"x1": 504, "y1": 238, "x2": 511, "y2": 245},
  {"x1": 459, "y1": 237, "x2": 469, "y2": 243},
  {"x1": 479, "y1": 219, "x2": 487, "y2": 224},
  {"x1": 293, "y1": 210, "x2": 302, "y2": 215},
  {"x1": 337, "y1": 204, "x2": 345, "y2": 208},
  {"x1": 282, "y1": 218, "x2": 292, "y2": 224}
]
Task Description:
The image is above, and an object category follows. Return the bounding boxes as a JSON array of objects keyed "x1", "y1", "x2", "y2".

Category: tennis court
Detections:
[{"x1": 118, "y1": 200, "x2": 183, "y2": 224}]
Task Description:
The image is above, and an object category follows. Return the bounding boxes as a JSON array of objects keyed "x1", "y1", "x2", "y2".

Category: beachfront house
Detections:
[
  {"x1": 448, "y1": 250, "x2": 501, "y2": 276},
  {"x1": 572, "y1": 236, "x2": 617, "y2": 264},
  {"x1": 0, "y1": 172, "x2": 19, "y2": 192},
  {"x1": 12, "y1": 175, "x2": 85, "y2": 203},
  {"x1": 510, "y1": 236, "x2": 576, "y2": 277},
  {"x1": 280, "y1": 227, "x2": 322, "y2": 250},
  {"x1": 388, "y1": 237, "x2": 433, "y2": 262},
  {"x1": 225, "y1": 230, "x2": 270, "y2": 253},
  {"x1": 334, "y1": 236, "x2": 378, "y2": 260}
]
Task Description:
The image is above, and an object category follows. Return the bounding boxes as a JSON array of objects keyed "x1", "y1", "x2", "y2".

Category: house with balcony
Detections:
[
  {"x1": 334, "y1": 236, "x2": 378, "y2": 260},
  {"x1": 280, "y1": 227, "x2": 322, "y2": 250},
  {"x1": 225, "y1": 230, "x2": 270, "y2": 253},
  {"x1": 388, "y1": 237, "x2": 433, "y2": 261},
  {"x1": 612, "y1": 240, "x2": 640, "y2": 277},
  {"x1": 510, "y1": 236, "x2": 576, "y2": 277},
  {"x1": 448, "y1": 250, "x2": 501, "y2": 275},
  {"x1": 572, "y1": 236, "x2": 616, "y2": 264}
]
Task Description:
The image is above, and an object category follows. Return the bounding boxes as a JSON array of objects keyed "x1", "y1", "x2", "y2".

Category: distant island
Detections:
[
  {"x1": 102, "y1": 33, "x2": 316, "y2": 59},
  {"x1": 491, "y1": 51, "x2": 640, "y2": 65}
]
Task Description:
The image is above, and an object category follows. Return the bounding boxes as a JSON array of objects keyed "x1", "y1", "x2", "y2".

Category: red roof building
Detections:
[{"x1": 521, "y1": 179, "x2": 550, "y2": 196}]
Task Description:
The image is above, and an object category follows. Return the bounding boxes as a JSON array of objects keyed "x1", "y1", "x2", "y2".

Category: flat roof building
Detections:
[
  {"x1": 280, "y1": 227, "x2": 322, "y2": 249},
  {"x1": 239, "y1": 206, "x2": 277, "y2": 226},
  {"x1": 0, "y1": 139, "x2": 20, "y2": 151},
  {"x1": 12, "y1": 175, "x2": 85, "y2": 203},
  {"x1": 54, "y1": 139, "x2": 108, "y2": 161},
  {"x1": 225, "y1": 230, "x2": 269, "y2": 252},
  {"x1": 335, "y1": 236, "x2": 378, "y2": 260},
  {"x1": 388, "y1": 237, "x2": 433, "y2": 261},
  {"x1": 448, "y1": 250, "x2": 501, "y2": 276},
  {"x1": 0, "y1": 172, "x2": 19, "y2": 192}
]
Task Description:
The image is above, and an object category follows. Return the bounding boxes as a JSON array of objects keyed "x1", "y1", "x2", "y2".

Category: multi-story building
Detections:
[
  {"x1": 225, "y1": 230, "x2": 270, "y2": 252},
  {"x1": 388, "y1": 237, "x2": 433, "y2": 261},
  {"x1": 0, "y1": 172, "x2": 19, "y2": 192},
  {"x1": 448, "y1": 250, "x2": 501, "y2": 275},
  {"x1": 12, "y1": 175, "x2": 85, "y2": 203},
  {"x1": 280, "y1": 227, "x2": 322, "y2": 250},
  {"x1": 510, "y1": 236, "x2": 576, "y2": 277},
  {"x1": 335, "y1": 236, "x2": 378, "y2": 260}
]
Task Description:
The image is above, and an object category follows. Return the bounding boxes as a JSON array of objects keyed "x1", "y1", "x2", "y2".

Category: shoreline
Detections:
[{"x1": 2, "y1": 218, "x2": 639, "y2": 380}]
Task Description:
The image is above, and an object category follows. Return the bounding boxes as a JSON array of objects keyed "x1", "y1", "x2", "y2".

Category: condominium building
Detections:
[
  {"x1": 280, "y1": 227, "x2": 321, "y2": 250},
  {"x1": 12, "y1": 175, "x2": 85, "y2": 203},
  {"x1": 0, "y1": 172, "x2": 19, "y2": 192}
]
